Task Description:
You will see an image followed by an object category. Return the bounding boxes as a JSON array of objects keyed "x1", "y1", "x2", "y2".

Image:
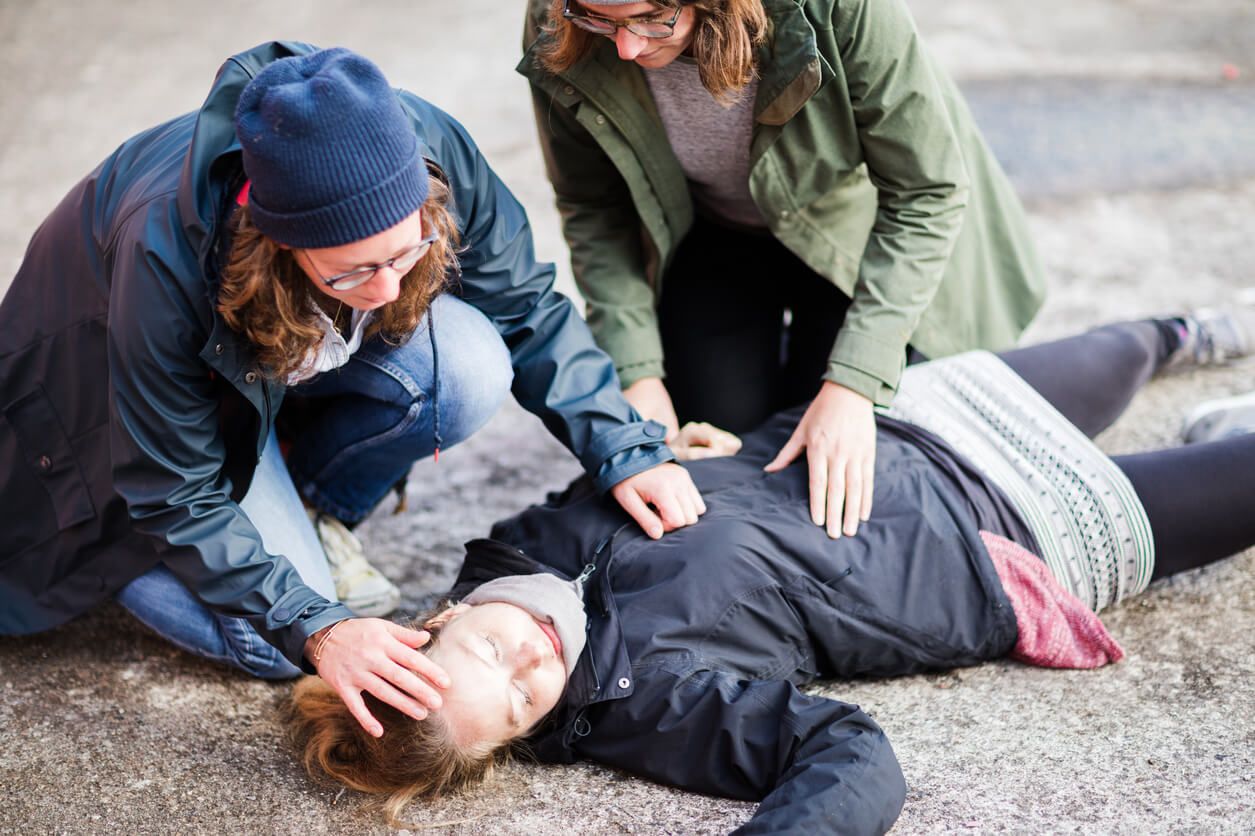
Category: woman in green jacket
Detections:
[{"x1": 521, "y1": 0, "x2": 1047, "y2": 539}]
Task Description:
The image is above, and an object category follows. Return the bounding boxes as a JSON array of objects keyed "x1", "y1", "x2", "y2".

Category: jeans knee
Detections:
[{"x1": 431, "y1": 299, "x2": 513, "y2": 446}]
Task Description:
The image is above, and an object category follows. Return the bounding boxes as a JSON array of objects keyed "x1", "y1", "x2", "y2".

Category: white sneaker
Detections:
[
  {"x1": 307, "y1": 510, "x2": 401, "y2": 617},
  {"x1": 1165, "y1": 289, "x2": 1255, "y2": 371},
  {"x1": 1182, "y1": 391, "x2": 1255, "y2": 444}
]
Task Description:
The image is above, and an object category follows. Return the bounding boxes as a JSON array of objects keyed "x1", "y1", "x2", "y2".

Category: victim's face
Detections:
[
  {"x1": 426, "y1": 602, "x2": 569, "y2": 748},
  {"x1": 575, "y1": 1, "x2": 699, "y2": 69}
]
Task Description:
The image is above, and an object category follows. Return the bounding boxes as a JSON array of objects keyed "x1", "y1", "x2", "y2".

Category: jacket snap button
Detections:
[
  {"x1": 215, "y1": 343, "x2": 224, "y2": 355},
  {"x1": 37, "y1": 454, "x2": 52, "y2": 471},
  {"x1": 595, "y1": 114, "x2": 606, "y2": 125},
  {"x1": 563, "y1": 85, "x2": 574, "y2": 95},
  {"x1": 274, "y1": 608, "x2": 289, "y2": 621},
  {"x1": 617, "y1": 677, "x2": 631, "y2": 689},
  {"x1": 244, "y1": 371, "x2": 258, "y2": 384},
  {"x1": 644, "y1": 423, "x2": 664, "y2": 438}
]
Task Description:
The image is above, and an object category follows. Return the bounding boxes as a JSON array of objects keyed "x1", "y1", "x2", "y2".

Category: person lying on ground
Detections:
[{"x1": 287, "y1": 303, "x2": 1255, "y2": 833}]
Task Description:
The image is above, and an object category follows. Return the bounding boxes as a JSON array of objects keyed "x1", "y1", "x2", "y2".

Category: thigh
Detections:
[
  {"x1": 239, "y1": 429, "x2": 336, "y2": 601},
  {"x1": 780, "y1": 264, "x2": 852, "y2": 410},
  {"x1": 658, "y1": 221, "x2": 786, "y2": 433},
  {"x1": 285, "y1": 294, "x2": 512, "y2": 455}
]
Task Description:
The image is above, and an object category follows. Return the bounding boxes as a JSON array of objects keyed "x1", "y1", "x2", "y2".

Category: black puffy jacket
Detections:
[{"x1": 452, "y1": 409, "x2": 1020, "y2": 834}]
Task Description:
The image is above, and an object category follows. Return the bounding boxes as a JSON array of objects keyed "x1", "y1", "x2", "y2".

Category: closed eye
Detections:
[{"x1": 482, "y1": 633, "x2": 502, "y2": 662}]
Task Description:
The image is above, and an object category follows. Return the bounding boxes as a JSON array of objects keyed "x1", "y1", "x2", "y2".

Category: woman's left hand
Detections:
[
  {"x1": 611, "y1": 462, "x2": 707, "y2": 539},
  {"x1": 764, "y1": 381, "x2": 876, "y2": 538}
]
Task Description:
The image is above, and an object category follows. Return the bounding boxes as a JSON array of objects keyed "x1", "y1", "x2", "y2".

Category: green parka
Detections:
[{"x1": 520, "y1": 0, "x2": 1046, "y2": 405}]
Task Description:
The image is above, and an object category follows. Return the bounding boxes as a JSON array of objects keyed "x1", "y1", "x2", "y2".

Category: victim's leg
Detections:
[
  {"x1": 997, "y1": 320, "x2": 1182, "y2": 438},
  {"x1": 1113, "y1": 433, "x2": 1255, "y2": 580}
]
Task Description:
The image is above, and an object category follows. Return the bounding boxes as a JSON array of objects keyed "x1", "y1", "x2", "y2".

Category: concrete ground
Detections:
[{"x1": 1, "y1": 1, "x2": 1253, "y2": 833}]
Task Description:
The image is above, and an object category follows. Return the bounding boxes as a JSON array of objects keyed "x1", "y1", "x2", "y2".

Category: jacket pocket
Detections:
[{"x1": 2, "y1": 386, "x2": 97, "y2": 540}]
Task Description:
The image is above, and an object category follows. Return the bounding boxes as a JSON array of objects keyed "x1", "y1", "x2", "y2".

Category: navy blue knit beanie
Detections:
[{"x1": 234, "y1": 48, "x2": 429, "y2": 248}]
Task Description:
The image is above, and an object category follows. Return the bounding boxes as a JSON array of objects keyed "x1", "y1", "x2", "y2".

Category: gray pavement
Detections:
[{"x1": 2, "y1": 1, "x2": 1254, "y2": 833}]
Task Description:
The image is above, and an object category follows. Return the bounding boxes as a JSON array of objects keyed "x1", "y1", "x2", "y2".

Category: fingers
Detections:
[
  {"x1": 840, "y1": 460, "x2": 861, "y2": 538},
  {"x1": 652, "y1": 489, "x2": 690, "y2": 531},
  {"x1": 860, "y1": 455, "x2": 875, "y2": 523},
  {"x1": 764, "y1": 431, "x2": 805, "y2": 473},
  {"x1": 337, "y1": 684, "x2": 383, "y2": 738},
  {"x1": 676, "y1": 422, "x2": 742, "y2": 457},
  {"x1": 614, "y1": 483, "x2": 664, "y2": 539},
  {"x1": 385, "y1": 621, "x2": 432, "y2": 650},
  {"x1": 362, "y1": 673, "x2": 431, "y2": 728}
]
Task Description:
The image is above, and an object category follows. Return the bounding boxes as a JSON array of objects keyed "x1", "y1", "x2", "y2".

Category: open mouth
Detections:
[{"x1": 536, "y1": 619, "x2": 563, "y2": 659}]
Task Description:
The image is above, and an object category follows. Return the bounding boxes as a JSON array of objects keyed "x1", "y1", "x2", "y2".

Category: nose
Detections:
[
  {"x1": 373, "y1": 265, "x2": 404, "y2": 303},
  {"x1": 614, "y1": 28, "x2": 648, "y2": 61},
  {"x1": 516, "y1": 640, "x2": 544, "y2": 670}
]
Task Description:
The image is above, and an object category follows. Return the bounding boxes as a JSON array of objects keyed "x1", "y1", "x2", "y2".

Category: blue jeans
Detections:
[
  {"x1": 285, "y1": 293, "x2": 514, "y2": 523},
  {"x1": 116, "y1": 294, "x2": 512, "y2": 678},
  {"x1": 116, "y1": 428, "x2": 334, "y2": 679}
]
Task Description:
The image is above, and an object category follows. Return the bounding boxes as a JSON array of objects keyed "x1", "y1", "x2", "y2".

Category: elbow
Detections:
[{"x1": 861, "y1": 729, "x2": 907, "y2": 834}]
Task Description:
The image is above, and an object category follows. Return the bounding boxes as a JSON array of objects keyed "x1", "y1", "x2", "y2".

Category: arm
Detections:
[
  {"x1": 580, "y1": 666, "x2": 905, "y2": 835},
  {"x1": 425, "y1": 102, "x2": 674, "y2": 493},
  {"x1": 765, "y1": 0, "x2": 971, "y2": 535},
  {"x1": 529, "y1": 75, "x2": 664, "y2": 390},
  {"x1": 108, "y1": 237, "x2": 446, "y2": 730},
  {"x1": 106, "y1": 236, "x2": 353, "y2": 666},
  {"x1": 828, "y1": 0, "x2": 971, "y2": 406}
]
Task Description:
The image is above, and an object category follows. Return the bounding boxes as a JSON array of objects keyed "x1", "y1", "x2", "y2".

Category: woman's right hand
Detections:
[
  {"x1": 305, "y1": 618, "x2": 450, "y2": 737},
  {"x1": 623, "y1": 377, "x2": 681, "y2": 442}
]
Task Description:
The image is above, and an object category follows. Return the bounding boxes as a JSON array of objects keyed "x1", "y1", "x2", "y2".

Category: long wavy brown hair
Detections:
[
  {"x1": 538, "y1": 0, "x2": 769, "y2": 101},
  {"x1": 285, "y1": 611, "x2": 511, "y2": 827},
  {"x1": 217, "y1": 169, "x2": 460, "y2": 381}
]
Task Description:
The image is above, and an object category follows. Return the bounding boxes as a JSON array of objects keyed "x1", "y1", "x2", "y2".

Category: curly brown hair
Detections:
[
  {"x1": 538, "y1": 0, "x2": 769, "y2": 102},
  {"x1": 217, "y1": 169, "x2": 461, "y2": 381}
]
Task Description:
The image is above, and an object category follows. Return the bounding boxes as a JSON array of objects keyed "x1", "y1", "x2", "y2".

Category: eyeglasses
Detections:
[
  {"x1": 562, "y1": 0, "x2": 685, "y2": 39},
  {"x1": 301, "y1": 228, "x2": 439, "y2": 292}
]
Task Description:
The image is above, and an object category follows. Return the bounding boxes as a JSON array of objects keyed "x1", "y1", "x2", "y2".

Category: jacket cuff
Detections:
[
  {"x1": 617, "y1": 359, "x2": 666, "y2": 389},
  {"x1": 267, "y1": 588, "x2": 356, "y2": 672},
  {"x1": 586, "y1": 421, "x2": 676, "y2": 493},
  {"x1": 587, "y1": 313, "x2": 665, "y2": 389},
  {"x1": 826, "y1": 329, "x2": 909, "y2": 407}
]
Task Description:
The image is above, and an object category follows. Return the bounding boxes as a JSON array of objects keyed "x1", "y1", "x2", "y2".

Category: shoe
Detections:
[
  {"x1": 1181, "y1": 391, "x2": 1255, "y2": 444},
  {"x1": 307, "y1": 510, "x2": 402, "y2": 617},
  {"x1": 1164, "y1": 288, "x2": 1255, "y2": 371}
]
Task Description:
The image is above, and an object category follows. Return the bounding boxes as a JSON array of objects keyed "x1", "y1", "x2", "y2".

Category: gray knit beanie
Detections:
[{"x1": 234, "y1": 47, "x2": 428, "y2": 248}]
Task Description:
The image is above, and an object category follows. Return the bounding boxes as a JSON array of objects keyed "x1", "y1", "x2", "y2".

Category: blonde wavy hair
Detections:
[
  {"x1": 285, "y1": 610, "x2": 511, "y2": 827},
  {"x1": 538, "y1": 0, "x2": 769, "y2": 101},
  {"x1": 217, "y1": 169, "x2": 460, "y2": 381}
]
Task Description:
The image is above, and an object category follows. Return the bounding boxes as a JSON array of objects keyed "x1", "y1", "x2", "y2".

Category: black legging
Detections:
[{"x1": 999, "y1": 321, "x2": 1255, "y2": 580}]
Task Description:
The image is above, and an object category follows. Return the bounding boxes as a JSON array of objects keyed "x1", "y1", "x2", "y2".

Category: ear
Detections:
[{"x1": 424, "y1": 602, "x2": 471, "y2": 631}]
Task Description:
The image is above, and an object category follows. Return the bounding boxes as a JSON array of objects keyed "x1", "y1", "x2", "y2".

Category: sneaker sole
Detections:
[{"x1": 1181, "y1": 391, "x2": 1255, "y2": 444}]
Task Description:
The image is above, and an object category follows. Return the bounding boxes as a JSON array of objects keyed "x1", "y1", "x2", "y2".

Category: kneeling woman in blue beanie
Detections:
[
  {"x1": 0, "y1": 43, "x2": 702, "y2": 738},
  {"x1": 288, "y1": 310, "x2": 1255, "y2": 833}
]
